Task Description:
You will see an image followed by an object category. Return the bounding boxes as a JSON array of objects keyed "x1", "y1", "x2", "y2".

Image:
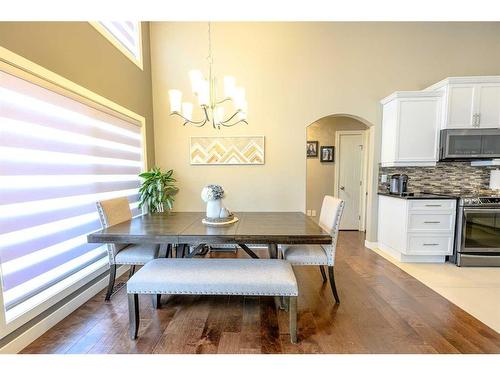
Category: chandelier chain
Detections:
[{"x1": 207, "y1": 22, "x2": 213, "y2": 65}]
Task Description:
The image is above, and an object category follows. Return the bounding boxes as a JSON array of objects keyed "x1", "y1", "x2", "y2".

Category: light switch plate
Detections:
[{"x1": 381, "y1": 174, "x2": 388, "y2": 183}]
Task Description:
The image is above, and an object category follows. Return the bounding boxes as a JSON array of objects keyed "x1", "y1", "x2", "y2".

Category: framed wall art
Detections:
[
  {"x1": 190, "y1": 136, "x2": 265, "y2": 165},
  {"x1": 306, "y1": 141, "x2": 318, "y2": 158},
  {"x1": 320, "y1": 146, "x2": 334, "y2": 162}
]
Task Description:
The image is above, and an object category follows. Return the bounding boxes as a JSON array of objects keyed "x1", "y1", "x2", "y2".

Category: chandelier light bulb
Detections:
[
  {"x1": 238, "y1": 101, "x2": 248, "y2": 120},
  {"x1": 197, "y1": 80, "x2": 210, "y2": 106},
  {"x1": 223, "y1": 76, "x2": 236, "y2": 99},
  {"x1": 189, "y1": 70, "x2": 203, "y2": 94},
  {"x1": 182, "y1": 102, "x2": 193, "y2": 121},
  {"x1": 234, "y1": 87, "x2": 246, "y2": 110},
  {"x1": 168, "y1": 89, "x2": 182, "y2": 113}
]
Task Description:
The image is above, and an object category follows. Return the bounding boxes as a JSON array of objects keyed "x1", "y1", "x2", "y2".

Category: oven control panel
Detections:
[{"x1": 461, "y1": 197, "x2": 500, "y2": 206}]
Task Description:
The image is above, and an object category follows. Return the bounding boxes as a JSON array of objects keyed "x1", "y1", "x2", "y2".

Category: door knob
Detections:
[{"x1": 340, "y1": 186, "x2": 345, "y2": 190}]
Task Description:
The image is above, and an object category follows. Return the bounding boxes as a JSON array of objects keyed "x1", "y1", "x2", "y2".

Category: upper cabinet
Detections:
[
  {"x1": 380, "y1": 76, "x2": 500, "y2": 167},
  {"x1": 380, "y1": 91, "x2": 443, "y2": 167},
  {"x1": 426, "y1": 77, "x2": 500, "y2": 129}
]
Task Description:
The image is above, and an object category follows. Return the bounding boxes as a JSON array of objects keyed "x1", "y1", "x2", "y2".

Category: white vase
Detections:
[{"x1": 206, "y1": 199, "x2": 222, "y2": 219}]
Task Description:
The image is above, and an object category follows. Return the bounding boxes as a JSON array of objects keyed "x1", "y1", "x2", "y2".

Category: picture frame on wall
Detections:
[
  {"x1": 306, "y1": 141, "x2": 318, "y2": 158},
  {"x1": 320, "y1": 146, "x2": 334, "y2": 162}
]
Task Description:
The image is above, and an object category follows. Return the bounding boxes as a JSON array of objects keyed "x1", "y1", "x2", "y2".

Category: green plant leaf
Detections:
[{"x1": 138, "y1": 167, "x2": 179, "y2": 212}]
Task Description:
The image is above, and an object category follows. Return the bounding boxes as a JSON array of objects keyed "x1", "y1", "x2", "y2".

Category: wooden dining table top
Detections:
[{"x1": 87, "y1": 212, "x2": 332, "y2": 245}]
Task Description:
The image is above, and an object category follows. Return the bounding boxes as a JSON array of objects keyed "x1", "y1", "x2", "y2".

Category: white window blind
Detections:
[{"x1": 0, "y1": 69, "x2": 143, "y2": 313}]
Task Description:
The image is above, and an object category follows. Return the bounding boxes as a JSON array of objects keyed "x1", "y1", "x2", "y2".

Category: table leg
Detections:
[
  {"x1": 186, "y1": 244, "x2": 205, "y2": 258},
  {"x1": 237, "y1": 244, "x2": 259, "y2": 259},
  {"x1": 268, "y1": 244, "x2": 278, "y2": 259}
]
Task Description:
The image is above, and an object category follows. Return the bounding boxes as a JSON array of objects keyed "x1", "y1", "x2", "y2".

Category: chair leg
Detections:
[
  {"x1": 128, "y1": 294, "x2": 139, "y2": 340},
  {"x1": 289, "y1": 296, "x2": 298, "y2": 344},
  {"x1": 152, "y1": 294, "x2": 161, "y2": 309},
  {"x1": 319, "y1": 265, "x2": 327, "y2": 283},
  {"x1": 328, "y1": 266, "x2": 340, "y2": 304},
  {"x1": 105, "y1": 264, "x2": 117, "y2": 301},
  {"x1": 129, "y1": 265, "x2": 136, "y2": 278},
  {"x1": 158, "y1": 243, "x2": 170, "y2": 258}
]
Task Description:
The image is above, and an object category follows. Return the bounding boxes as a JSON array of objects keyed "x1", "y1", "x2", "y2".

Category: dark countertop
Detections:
[{"x1": 377, "y1": 192, "x2": 458, "y2": 200}]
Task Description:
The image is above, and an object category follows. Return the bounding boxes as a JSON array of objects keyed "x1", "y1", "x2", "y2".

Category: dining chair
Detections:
[
  {"x1": 279, "y1": 195, "x2": 345, "y2": 303},
  {"x1": 96, "y1": 197, "x2": 160, "y2": 301}
]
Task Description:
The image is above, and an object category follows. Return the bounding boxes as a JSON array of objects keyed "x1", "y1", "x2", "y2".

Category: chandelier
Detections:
[{"x1": 168, "y1": 23, "x2": 248, "y2": 129}]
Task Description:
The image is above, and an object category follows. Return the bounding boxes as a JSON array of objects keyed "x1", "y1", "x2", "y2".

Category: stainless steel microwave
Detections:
[{"x1": 439, "y1": 128, "x2": 500, "y2": 161}]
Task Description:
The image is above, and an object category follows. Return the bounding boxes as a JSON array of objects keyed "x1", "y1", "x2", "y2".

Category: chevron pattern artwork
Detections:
[{"x1": 190, "y1": 136, "x2": 265, "y2": 165}]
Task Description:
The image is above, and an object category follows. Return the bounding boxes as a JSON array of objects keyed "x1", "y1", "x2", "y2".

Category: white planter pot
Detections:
[{"x1": 206, "y1": 199, "x2": 222, "y2": 219}]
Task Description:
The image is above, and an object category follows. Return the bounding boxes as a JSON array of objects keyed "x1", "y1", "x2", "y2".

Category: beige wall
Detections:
[
  {"x1": 306, "y1": 116, "x2": 367, "y2": 223},
  {"x1": 0, "y1": 21, "x2": 155, "y2": 166},
  {"x1": 150, "y1": 22, "x2": 500, "y2": 241}
]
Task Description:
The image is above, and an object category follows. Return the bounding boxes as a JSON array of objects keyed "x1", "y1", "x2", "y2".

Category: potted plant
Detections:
[{"x1": 138, "y1": 167, "x2": 179, "y2": 213}]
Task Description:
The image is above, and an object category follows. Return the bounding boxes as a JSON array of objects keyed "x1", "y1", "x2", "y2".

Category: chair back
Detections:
[
  {"x1": 96, "y1": 197, "x2": 132, "y2": 265},
  {"x1": 96, "y1": 197, "x2": 132, "y2": 227},
  {"x1": 318, "y1": 195, "x2": 345, "y2": 266}
]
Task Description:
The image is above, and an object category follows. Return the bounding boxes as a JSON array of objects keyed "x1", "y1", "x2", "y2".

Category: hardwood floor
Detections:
[{"x1": 21, "y1": 232, "x2": 500, "y2": 354}]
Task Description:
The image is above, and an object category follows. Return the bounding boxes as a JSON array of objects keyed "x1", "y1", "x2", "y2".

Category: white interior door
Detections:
[{"x1": 336, "y1": 132, "x2": 364, "y2": 230}]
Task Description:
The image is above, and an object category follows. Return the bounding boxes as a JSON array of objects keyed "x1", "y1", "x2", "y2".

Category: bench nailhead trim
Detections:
[{"x1": 127, "y1": 290, "x2": 298, "y2": 296}]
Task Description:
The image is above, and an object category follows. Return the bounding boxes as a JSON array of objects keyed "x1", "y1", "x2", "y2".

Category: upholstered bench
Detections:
[{"x1": 127, "y1": 258, "x2": 299, "y2": 343}]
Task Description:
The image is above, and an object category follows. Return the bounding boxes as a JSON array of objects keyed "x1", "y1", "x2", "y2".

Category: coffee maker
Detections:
[{"x1": 389, "y1": 174, "x2": 409, "y2": 195}]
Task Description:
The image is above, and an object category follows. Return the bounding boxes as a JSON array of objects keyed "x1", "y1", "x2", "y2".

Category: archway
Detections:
[{"x1": 305, "y1": 114, "x2": 375, "y2": 233}]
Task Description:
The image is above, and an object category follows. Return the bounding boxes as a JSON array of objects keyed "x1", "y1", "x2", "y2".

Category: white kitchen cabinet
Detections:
[
  {"x1": 476, "y1": 83, "x2": 500, "y2": 128},
  {"x1": 426, "y1": 77, "x2": 500, "y2": 129},
  {"x1": 377, "y1": 195, "x2": 457, "y2": 263},
  {"x1": 380, "y1": 91, "x2": 443, "y2": 167}
]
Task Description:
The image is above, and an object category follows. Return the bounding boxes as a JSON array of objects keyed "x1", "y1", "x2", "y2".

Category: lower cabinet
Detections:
[{"x1": 377, "y1": 195, "x2": 457, "y2": 262}]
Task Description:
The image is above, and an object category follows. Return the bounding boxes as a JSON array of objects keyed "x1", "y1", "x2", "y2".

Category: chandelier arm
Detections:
[
  {"x1": 215, "y1": 97, "x2": 232, "y2": 105},
  {"x1": 171, "y1": 109, "x2": 209, "y2": 127},
  {"x1": 219, "y1": 119, "x2": 248, "y2": 128},
  {"x1": 220, "y1": 109, "x2": 243, "y2": 124}
]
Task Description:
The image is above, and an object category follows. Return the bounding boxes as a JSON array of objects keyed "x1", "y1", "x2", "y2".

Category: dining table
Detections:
[{"x1": 87, "y1": 212, "x2": 332, "y2": 259}]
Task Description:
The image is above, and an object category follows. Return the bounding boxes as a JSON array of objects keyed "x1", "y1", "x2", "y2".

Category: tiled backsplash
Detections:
[{"x1": 378, "y1": 162, "x2": 498, "y2": 195}]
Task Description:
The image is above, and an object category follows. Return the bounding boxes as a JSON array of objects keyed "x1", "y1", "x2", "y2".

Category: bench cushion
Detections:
[{"x1": 127, "y1": 258, "x2": 298, "y2": 296}]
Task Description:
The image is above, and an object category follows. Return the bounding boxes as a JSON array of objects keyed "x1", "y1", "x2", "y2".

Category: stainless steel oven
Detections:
[
  {"x1": 440, "y1": 128, "x2": 500, "y2": 161},
  {"x1": 455, "y1": 197, "x2": 500, "y2": 266}
]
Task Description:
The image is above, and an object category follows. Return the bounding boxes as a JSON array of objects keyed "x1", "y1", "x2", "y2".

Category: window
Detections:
[
  {"x1": 0, "y1": 47, "x2": 146, "y2": 337},
  {"x1": 90, "y1": 21, "x2": 143, "y2": 69}
]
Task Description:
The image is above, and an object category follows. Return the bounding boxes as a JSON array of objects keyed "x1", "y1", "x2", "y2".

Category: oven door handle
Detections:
[{"x1": 463, "y1": 208, "x2": 500, "y2": 214}]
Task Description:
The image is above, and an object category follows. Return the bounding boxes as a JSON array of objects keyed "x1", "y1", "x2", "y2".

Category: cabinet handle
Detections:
[
  {"x1": 423, "y1": 243, "x2": 439, "y2": 246},
  {"x1": 424, "y1": 221, "x2": 441, "y2": 224},
  {"x1": 473, "y1": 113, "x2": 481, "y2": 127},
  {"x1": 425, "y1": 204, "x2": 442, "y2": 207}
]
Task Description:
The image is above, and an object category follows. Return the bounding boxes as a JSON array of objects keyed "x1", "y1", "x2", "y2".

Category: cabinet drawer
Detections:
[
  {"x1": 406, "y1": 235, "x2": 454, "y2": 255},
  {"x1": 408, "y1": 200, "x2": 456, "y2": 210},
  {"x1": 408, "y1": 213, "x2": 455, "y2": 231}
]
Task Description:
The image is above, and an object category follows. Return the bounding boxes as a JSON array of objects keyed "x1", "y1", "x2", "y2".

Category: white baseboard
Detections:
[
  {"x1": 364, "y1": 240, "x2": 378, "y2": 250},
  {"x1": 377, "y1": 243, "x2": 446, "y2": 263},
  {"x1": 0, "y1": 266, "x2": 128, "y2": 354}
]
